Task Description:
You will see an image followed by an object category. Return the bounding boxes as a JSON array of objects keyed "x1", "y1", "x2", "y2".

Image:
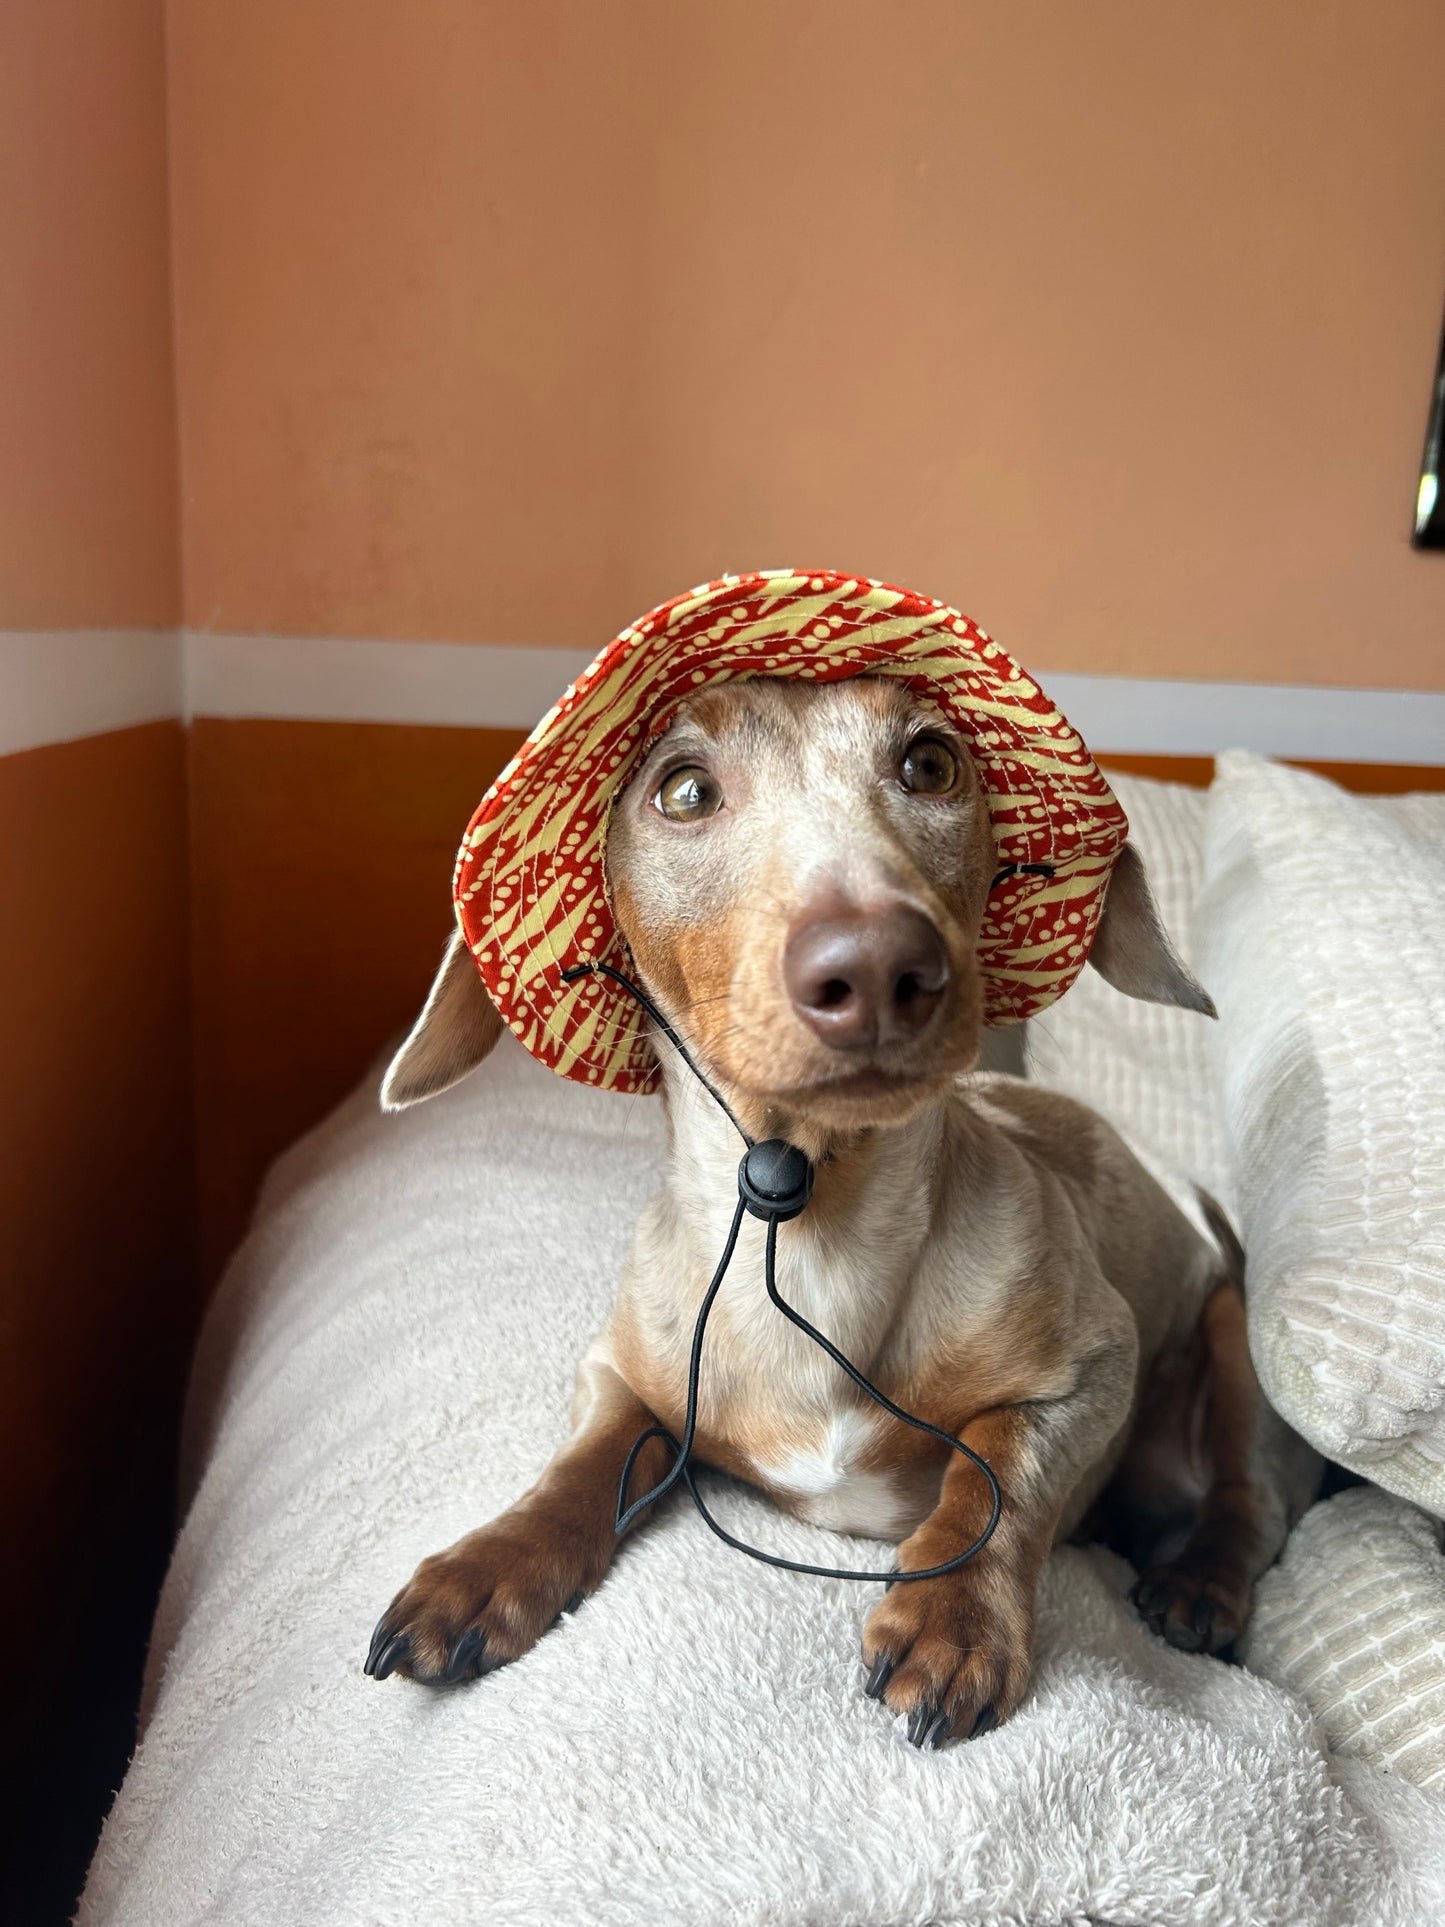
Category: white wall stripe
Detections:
[
  {"x1": 3, "y1": 627, "x2": 1443, "y2": 765},
  {"x1": 0, "y1": 630, "x2": 182, "y2": 757},
  {"x1": 184, "y1": 634, "x2": 595, "y2": 734},
  {"x1": 1038, "y1": 671, "x2": 1445, "y2": 765}
]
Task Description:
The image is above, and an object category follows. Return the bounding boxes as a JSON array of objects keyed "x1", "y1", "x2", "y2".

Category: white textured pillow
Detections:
[{"x1": 1198, "y1": 752, "x2": 1445, "y2": 1512}]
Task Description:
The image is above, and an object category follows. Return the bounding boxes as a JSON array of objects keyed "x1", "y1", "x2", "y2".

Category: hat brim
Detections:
[{"x1": 454, "y1": 570, "x2": 1127, "y2": 1092}]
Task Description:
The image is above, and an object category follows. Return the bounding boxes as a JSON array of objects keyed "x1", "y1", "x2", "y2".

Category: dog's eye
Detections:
[
  {"x1": 655, "y1": 766, "x2": 723, "y2": 822},
  {"x1": 900, "y1": 737, "x2": 959, "y2": 795}
]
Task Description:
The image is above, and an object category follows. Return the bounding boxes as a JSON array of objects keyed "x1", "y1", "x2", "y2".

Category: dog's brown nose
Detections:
[{"x1": 784, "y1": 904, "x2": 949, "y2": 1050}]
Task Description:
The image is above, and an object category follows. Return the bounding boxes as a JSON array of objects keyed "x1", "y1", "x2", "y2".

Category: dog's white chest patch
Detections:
[{"x1": 761, "y1": 1407, "x2": 911, "y2": 1540}]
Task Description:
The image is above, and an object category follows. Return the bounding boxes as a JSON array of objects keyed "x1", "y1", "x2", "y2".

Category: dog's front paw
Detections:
[
  {"x1": 860, "y1": 1562, "x2": 1034, "y2": 1748},
  {"x1": 365, "y1": 1509, "x2": 596, "y2": 1686}
]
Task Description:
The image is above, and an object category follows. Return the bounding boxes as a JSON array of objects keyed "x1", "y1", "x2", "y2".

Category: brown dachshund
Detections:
[{"x1": 366, "y1": 677, "x2": 1320, "y2": 1746}]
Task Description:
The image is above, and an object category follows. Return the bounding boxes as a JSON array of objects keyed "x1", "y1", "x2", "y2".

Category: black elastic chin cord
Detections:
[
  {"x1": 561, "y1": 960, "x2": 753, "y2": 1145},
  {"x1": 560, "y1": 961, "x2": 1003, "y2": 1584}
]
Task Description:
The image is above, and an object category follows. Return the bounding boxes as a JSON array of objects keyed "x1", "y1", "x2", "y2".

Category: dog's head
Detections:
[
  {"x1": 384, "y1": 678, "x2": 1211, "y2": 1130},
  {"x1": 605, "y1": 678, "x2": 994, "y2": 1133}
]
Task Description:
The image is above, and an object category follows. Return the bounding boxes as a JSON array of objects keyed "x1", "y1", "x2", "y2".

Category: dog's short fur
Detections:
[{"x1": 368, "y1": 679, "x2": 1321, "y2": 1745}]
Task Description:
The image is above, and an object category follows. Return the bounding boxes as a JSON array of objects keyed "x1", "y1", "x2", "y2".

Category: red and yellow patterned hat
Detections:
[{"x1": 454, "y1": 570, "x2": 1127, "y2": 1092}]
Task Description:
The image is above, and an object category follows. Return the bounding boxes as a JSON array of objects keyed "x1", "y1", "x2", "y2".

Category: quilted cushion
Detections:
[{"x1": 1197, "y1": 752, "x2": 1445, "y2": 1512}]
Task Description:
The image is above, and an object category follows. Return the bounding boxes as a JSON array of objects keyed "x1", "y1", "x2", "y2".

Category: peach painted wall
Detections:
[
  {"x1": 168, "y1": 0, "x2": 1445, "y2": 686},
  {"x1": 0, "y1": 0, "x2": 180, "y2": 625}
]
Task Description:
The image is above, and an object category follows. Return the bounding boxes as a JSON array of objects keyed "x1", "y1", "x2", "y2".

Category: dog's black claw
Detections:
[
  {"x1": 371, "y1": 1631, "x2": 412, "y2": 1681},
  {"x1": 1192, "y1": 1595, "x2": 1215, "y2": 1641},
  {"x1": 1163, "y1": 1620, "x2": 1206, "y2": 1654},
  {"x1": 924, "y1": 1710, "x2": 952, "y2": 1750},
  {"x1": 969, "y1": 1703, "x2": 998, "y2": 1740},
  {"x1": 443, "y1": 1625, "x2": 486, "y2": 1683},
  {"x1": 906, "y1": 1702, "x2": 942, "y2": 1748},
  {"x1": 864, "y1": 1653, "x2": 895, "y2": 1701},
  {"x1": 364, "y1": 1614, "x2": 396, "y2": 1677},
  {"x1": 1132, "y1": 1579, "x2": 1172, "y2": 1635},
  {"x1": 564, "y1": 1591, "x2": 587, "y2": 1615}
]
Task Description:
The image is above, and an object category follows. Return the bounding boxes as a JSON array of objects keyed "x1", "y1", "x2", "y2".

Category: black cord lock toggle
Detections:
[{"x1": 738, "y1": 1140, "x2": 814, "y2": 1223}]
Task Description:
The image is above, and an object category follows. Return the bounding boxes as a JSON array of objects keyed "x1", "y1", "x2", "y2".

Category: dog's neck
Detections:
[{"x1": 651, "y1": 1042, "x2": 953, "y2": 1269}]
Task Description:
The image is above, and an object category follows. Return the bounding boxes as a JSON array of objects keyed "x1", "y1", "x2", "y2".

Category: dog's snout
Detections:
[{"x1": 784, "y1": 903, "x2": 949, "y2": 1050}]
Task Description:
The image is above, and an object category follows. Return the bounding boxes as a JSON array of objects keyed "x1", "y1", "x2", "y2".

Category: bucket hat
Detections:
[{"x1": 453, "y1": 569, "x2": 1127, "y2": 1092}]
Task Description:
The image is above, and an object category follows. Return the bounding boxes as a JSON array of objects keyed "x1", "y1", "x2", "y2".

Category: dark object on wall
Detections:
[{"x1": 1414, "y1": 317, "x2": 1445, "y2": 550}]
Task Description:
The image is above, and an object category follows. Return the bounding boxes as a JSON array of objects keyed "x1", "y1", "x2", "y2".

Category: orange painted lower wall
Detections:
[
  {"x1": 0, "y1": 721, "x2": 194, "y2": 1728},
  {"x1": 187, "y1": 717, "x2": 520, "y2": 1279},
  {"x1": 186, "y1": 719, "x2": 1445, "y2": 1286}
]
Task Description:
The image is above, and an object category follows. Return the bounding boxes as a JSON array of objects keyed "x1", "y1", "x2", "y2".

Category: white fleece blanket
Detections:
[{"x1": 82, "y1": 1036, "x2": 1445, "y2": 1927}]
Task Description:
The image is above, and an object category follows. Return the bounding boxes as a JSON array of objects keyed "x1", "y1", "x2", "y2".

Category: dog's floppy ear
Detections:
[
  {"x1": 381, "y1": 929, "x2": 505, "y2": 1111},
  {"x1": 1087, "y1": 842, "x2": 1217, "y2": 1016}
]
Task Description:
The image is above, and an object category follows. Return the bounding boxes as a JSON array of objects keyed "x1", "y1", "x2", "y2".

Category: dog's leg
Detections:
[
  {"x1": 1130, "y1": 1277, "x2": 1321, "y2": 1655},
  {"x1": 861, "y1": 1312, "x2": 1136, "y2": 1746},
  {"x1": 365, "y1": 1351, "x2": 670, "y2": 1684}
]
